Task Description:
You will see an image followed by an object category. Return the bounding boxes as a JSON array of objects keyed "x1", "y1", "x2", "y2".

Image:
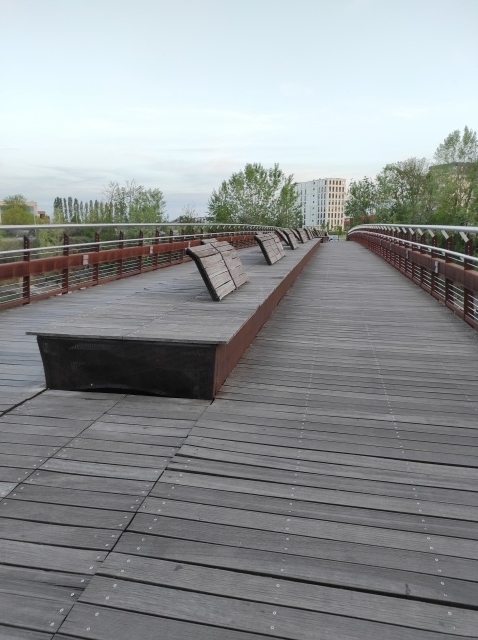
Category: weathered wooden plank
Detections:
[
  {"x1": 172, "y1": 445, "x2": 478, "y2": 494},
  {"x1": 0, "y1": 517, "x2": 122, "y2": 549},
  {"x1": 151, "y1": 480, "x2": 478, "y2": 539},
  {"x1": 0, "y1": 499, "x2": 133, "y2": 530},
  {"x1": 0, "y1": 592, "x2": 71, "y2": 634},
  {"x1": 11, "y1": 483, "x2": 142, "y2": 511},
  {"x1": 0, "y1": 539, "x2": 105, "y2": 573},
  {"x1": 40, "y1": 458, "x2": 163, "y2": 481},
  {"x1": 57, "y1": 603, "x2": 271, "y2": 640},
  {"x1": 98, "y1": 553, "x2": 478, "y2": 635},
  {"x1": 114, "y1": 531, "x2": 478, "y2": 606},
  {"x1": 53, "y1": 447, "x2": 170, "y2": 469},
  {"x1": 138, "y1": 497, "x2": 478, "y2": 558},
  {"x1": 80, "y1": 576, "x2": 462, "y2": 640},
  {"x1": 128, "y1": 514, "x2": 478, "y2": 581},
  {"x1": 24, "y1": 470, "x2": 154, "y2": 495},
  {"x1": 0, "y1": 564, "x2": 90, "y2": 590},
  {"x1": 0, "y1": 625, "x2": 53, "y2": 640}
]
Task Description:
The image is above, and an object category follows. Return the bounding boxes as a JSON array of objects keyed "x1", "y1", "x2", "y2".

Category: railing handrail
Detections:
[
  {"x1": 348, "y1": 223, "x2": 478, "y2": 234},
  {"x1": 0, "y1": 222, "x2": 275, "y2": 232}
]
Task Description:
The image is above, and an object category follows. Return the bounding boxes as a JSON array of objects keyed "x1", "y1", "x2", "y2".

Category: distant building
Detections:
[
  {"x1": 295, "y1": 178, "x2": 346, "y2": 229},
  {"x1": 0, "y1": 200, "x2": 38, "y2": 223}
]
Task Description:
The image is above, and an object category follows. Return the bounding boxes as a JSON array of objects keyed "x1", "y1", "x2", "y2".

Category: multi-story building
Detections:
[{"x1": 295, "y1": 178, "x2": 346, "y2": 229}]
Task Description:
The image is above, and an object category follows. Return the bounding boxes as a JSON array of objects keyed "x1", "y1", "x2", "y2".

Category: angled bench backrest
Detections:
[
  {"x1": 255, "y1": 233, "x2": 285, "y2": 265},
  {"x1": 275, "y1": 229, "x2": 289, "y2": 246},
  {"x1": 213, "y1": 241, "x2": 248, "y2": 288},
  {"x1": 187, "y1": 241, "x2": 247, "y2": 300},
  {"x1": 282, "y1": 229, "x2": 299, "y2": 249},
  {"x1": 295, "y1": 228, "x2": 309, "y2": 243},
  {"x1": 304, "y1": 227, "x2": 314, "y2": 240}
]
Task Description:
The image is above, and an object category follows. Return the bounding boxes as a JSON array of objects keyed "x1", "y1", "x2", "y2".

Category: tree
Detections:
[
  {"x1": 52, "y1": 197, "x2": 65, "y2": 223},
  {"x1": 103, "y1": 180, "x2": 166, "y2": 224},
  {"x1": 208, "y1": 163, "x2": 302, "y2": 227},
  {"x1": 1, "y1": 195, "x2": 33, "y2": 225},
  {"x1": 375, "y1": 158, "x2": 432, "y2": 224},
  {"x1": 129, "y1": 188, "x2": 166, "y2": 224},
  {"x1": 431, "y1": 126, "x2": 478, "y2": 225},
  {"x1": 344, "y1": 177, "x2": 378, "y2": 226}
]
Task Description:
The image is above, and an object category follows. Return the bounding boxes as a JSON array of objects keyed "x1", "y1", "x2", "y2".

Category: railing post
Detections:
[
  {"x1": 169, "y1": 228, "x2": 174, "y2": 265},
  {"x1": 430, "y1": 232, "x2": 437, "y2": 295},
  {"x1": 62, "y1": 233, "x2": 70, "y2": 293},
  {"x1": 138, "y1": 230, "x2": 144, "y2": 273},
  {"x1": 463, "y1": 237, "x2": 474, "y2": 322},
  {"x1": 410, "y1": 232, "x2": 416, "y2": 281},
  {"x1": 443, "y1": 232, "x2": 453, "y2": 305},
  {"x1": 93, "y1": 232, "x2": 100, "y2": 285},
  {"x1": 153, "y1": 228, "x2": 159, "y2": 268},
  {"x1": 117, "y1": 231, "x2": 124, "y2": 278},
  {"x1": 22, "y1": 235, "x2": 31, "y2": 303}
]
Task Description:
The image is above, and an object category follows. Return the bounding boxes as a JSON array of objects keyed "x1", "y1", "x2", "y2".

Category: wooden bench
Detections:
[
  {"x1": 254, "y1": 233, "x2": 285, "y2": 265},
  {"x1": 30, "y1": 242, "x2": 321, "y2": 399},
  {"x1": 186, "y1": 241, "x2": 248, "y2": 301}
]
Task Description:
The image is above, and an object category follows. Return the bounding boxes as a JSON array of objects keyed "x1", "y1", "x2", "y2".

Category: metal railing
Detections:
[
  {"x1": 347, "y1": 223, "x2": 478, "y2": 330},
  {"x1": 0, "y1": 223, "x2": 274, "y2": 311}
]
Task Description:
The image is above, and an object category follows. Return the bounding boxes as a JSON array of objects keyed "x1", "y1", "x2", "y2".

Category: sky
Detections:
[{"x1": 1, "y1": 0, "x2": 477, "y2": 218}]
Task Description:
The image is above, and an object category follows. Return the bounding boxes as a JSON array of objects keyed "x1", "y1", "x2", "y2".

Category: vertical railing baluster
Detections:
[
  {"x1": 62, "y1": 233, "x2": 70, "y2": 294},
  {"x1": 22, "y1": 235, "x2": 30, "y2": 303}
]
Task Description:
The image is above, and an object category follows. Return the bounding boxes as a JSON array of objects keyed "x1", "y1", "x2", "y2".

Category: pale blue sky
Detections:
[{"x1": 1, "y1": 0, "x2": 477, "y2": 217}]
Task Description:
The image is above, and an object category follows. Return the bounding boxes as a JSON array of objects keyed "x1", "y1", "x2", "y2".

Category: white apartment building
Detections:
[{"x1": 295, "y1": 178, "x2": 346, "y2": 229}]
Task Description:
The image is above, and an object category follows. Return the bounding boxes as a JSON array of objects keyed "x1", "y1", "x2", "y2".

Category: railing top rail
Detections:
[
  {"x1": 348, "y1": 223, "x2": 478, "y2": 234},
  {"x1": 0, "y1": 222, "x2": 276, "y2": 232}
]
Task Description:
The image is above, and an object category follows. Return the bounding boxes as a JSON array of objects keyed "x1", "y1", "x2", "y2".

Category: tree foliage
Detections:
[
  {"x1": 346, "y1": 127, "x2": 478, "y2": 228},
  {"x1": 104, "y1": 180, "x2": 166, "y2": 224},
  {"x1": 52, "y1": 180, "x2": 166, "y2": 227},
  {"x1": 208, "y1": 163, "x2": 302, "y2": 227},
  {"x1": 1, "y1": 194, "x2": 33, "y2": 225}
]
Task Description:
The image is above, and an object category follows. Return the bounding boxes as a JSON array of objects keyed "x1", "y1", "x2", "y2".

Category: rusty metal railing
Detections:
[
  {"x1": 0, "y1": 223, "x2": 274, "y2": 311},
  {"x1": 347, "y1": 223, "x2": 478, "y2": 330}
]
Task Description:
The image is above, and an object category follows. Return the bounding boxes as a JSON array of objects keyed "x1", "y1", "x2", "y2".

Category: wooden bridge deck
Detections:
[{"x1": 1, "y1": 241, "x2": 478, "y2": 639}]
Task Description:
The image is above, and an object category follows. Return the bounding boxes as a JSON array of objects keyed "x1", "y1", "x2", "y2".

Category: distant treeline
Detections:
[
  {"x1": 52, "y1": 181, "x2": 166, "y2": 225},
  {"x1": 346, "y1": 127, "x2": 478, "y2": 227}
]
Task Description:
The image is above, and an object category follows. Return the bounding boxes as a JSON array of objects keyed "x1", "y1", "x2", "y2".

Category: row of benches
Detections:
[{"x1": 186, "y1": 228, "x2": 324, "y2": 301}]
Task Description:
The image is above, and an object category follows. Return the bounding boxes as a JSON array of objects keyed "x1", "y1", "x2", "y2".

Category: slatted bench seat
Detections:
[
  {"x1": 186, "y1": 242, "x2": 248, "y2": 301},
  {"x1": 254, "y1": 232, "x2": 285, "y2": 265}
]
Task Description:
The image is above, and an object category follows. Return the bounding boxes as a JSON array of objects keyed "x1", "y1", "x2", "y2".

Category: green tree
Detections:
[
  {"x1": 375, "y1": 158, "x2": 432, "y2": 224},
  {"x1": 129, "y1": 188, "x2": 166, "y2": 224},
  {"x1": 344, "y1": 177, "x2": 378, "y2": 226},
  {"x1": 1, "y1": 194, "x2": 33, "y2": 225},
  {"x1": 208, "y1": 163, "x2": 301, "y2": 227},
  {"x1": 431, "y1": 126, "x2": 478, "y2": 225}
]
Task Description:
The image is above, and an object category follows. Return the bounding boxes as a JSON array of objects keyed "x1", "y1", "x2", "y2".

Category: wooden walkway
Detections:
[{"x1": 1, "y1": 242, "x2": 478, "y2": 639}]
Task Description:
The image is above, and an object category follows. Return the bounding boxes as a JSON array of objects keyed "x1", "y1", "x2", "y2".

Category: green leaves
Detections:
[
  {"x1": 208, "y1": 163, "x2": 302, "y2": 227},
  {"x1": 0, "y1": 195, "x2": 33, "y2": 225},
  {"x1": 347, "y1": 127, "x2": 478, "y2": 227}
]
